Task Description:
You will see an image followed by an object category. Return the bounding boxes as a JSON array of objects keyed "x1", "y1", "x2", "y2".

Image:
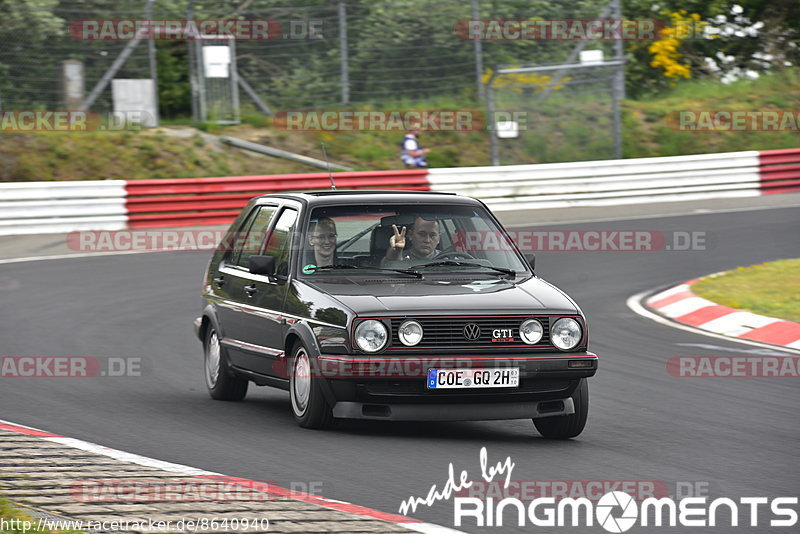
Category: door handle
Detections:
[
  {"x1": 244, "y1": 284, "x2": 257, "y2": 297},
  {"x1": 213, "y1": 276, "x2": 225, "y2": 287}
]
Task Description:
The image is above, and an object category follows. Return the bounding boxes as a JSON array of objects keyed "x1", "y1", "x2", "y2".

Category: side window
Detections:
[
  {"x1": 225, "y1": 208, "x2": 258, "y2": 267},
  {"x1": 262, "y1": 209, "x2": 299, "y2": 276},
  {"x1": 235, "y1": 205, "x2": 278, "y2": 268},
  {"x1": 225, "y1": 205, "x2": 277, "y2": 268}
]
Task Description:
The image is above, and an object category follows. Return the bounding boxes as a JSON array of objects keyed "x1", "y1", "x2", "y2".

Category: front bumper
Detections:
[
  {"x1": 333, "y1": 397, "x2": 575, "y2": 421},
  {"x1": 316, "y1": 351, "x2": 597, "y2": 380},
  {"x1": 317, "y1": 351, "x2": 596, "y2": 420}
]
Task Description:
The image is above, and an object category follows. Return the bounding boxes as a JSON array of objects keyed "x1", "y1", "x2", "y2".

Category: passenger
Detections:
[
  {"x1": 384, "y1": 216, "x2": 441, "y2": 263},
  {"x1": 307, "y1": 217, "x2": 337, "y2": 267}
]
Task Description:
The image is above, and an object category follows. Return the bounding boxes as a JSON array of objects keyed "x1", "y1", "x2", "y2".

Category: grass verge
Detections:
[
  {"x1": 691, "y1": 258, "x2": 800, "y2": 322},
  {"x1": 0, "y1": 497, "x2": 82, "y2": 533}
]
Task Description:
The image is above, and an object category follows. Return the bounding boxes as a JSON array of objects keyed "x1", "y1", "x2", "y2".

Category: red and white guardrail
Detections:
[{"x1": 0, "y1": 148, "x2": 798, "y2": 235}]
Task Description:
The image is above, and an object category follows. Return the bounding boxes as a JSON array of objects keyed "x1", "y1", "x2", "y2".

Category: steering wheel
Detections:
[{"x1": 436, "y1": 250, "x2": 475, "y2": 261}]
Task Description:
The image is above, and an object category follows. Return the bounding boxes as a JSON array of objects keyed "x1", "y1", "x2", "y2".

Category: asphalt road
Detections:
[{"x1": 1, "y1": 202, "x2": 799, "y2": 533}]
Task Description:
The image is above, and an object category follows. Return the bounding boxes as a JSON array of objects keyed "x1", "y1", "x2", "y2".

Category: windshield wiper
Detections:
[
  {"x1": 412, "y1": 260, "x2": 516, "y2": 277},
  {"x1": 311, "y1": 264, "x2": 422, "y2": 278}
]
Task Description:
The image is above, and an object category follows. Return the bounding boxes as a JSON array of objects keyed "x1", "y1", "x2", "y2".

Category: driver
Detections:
[
  {"x1": 384, "y1": 216, "x2": 441, "y2": 263},
  {"x1": 307, "y1": 217, "x2": 337, "y2": 267}
]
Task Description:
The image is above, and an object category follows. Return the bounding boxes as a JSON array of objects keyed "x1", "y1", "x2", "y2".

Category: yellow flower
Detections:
[{"x1": 648, "y1": 10, "x2": 704, "y2": 81}]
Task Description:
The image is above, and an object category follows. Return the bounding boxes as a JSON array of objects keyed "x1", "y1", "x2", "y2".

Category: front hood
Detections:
[{"x1": 303, "y1": 275, "x2": 577, "y2": 316}]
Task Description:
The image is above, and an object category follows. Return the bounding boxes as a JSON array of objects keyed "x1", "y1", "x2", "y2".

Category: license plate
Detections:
[{"x1": 427, "y1": 368, "x2": 519, "y2": 389}]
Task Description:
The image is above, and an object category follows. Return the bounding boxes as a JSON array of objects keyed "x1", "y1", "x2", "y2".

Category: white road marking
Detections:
[{"x1": 44, "y1": 437, "x2": 218, "y2": 476}]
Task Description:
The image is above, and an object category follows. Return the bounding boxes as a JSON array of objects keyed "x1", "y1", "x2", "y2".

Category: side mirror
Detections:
[
  {"x1": 249, "y1": 255, "x2": 275, "y2": 276},
  {"x1": 524, "y1": 253, "x2": 535, "y2": 271}
]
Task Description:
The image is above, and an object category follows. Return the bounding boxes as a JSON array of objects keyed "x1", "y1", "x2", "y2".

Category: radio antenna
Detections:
[{"x1": 321, "y1": 143, "x2": 336, "y2": 190}]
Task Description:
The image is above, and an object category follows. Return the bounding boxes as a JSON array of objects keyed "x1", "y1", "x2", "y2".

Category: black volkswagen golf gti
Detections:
[{"x1": 195, "y1": 191, "x2": 597, "y2": 438}]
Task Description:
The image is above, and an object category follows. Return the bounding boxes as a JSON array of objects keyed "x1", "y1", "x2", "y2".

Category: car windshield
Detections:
[{"x1": 299, "y1": 202, "x2": 528, "y2": 276}]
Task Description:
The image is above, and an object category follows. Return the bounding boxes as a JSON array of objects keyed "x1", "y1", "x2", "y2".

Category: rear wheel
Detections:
[
  {"x1": 533, "y1": 378, "x2": 588, "y2": 439},
  {"x1": 204, "y1": 326, "x2": 248, "y2": 401},
  {"x1": 289, "y1": 343, "x2": 334, "y2": 429}
]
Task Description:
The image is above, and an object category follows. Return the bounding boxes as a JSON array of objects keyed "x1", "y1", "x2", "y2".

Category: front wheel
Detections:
[
  {"x1": 533, "y1": 378, "x2": 588, "y2": 439},
  {"x1": 289, "y1": 344, "x2": 334, "y2": 429},
  {"x1": 204, "y1": 326, "x2": 248, "y2": 401}
]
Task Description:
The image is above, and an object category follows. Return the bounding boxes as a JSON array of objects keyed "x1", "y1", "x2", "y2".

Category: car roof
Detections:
[{"x1": 254, "y1": 190, "x2": 481, "y2": 207}]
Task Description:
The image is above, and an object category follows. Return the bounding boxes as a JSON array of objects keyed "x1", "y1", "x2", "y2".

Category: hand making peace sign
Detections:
[{"x1": 390, "y1": 224, "x2": 406, "y2": 251}]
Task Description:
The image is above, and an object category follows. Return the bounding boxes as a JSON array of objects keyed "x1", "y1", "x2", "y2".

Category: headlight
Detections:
[
  {"x1": 519, "y1": 319, "x2": 544, "y2": 344},
  {"x1": 398, "y1": 320, "x2": 423, "y2": 346},
  {"x1": 355, "y1": 320, "x2": 388, "y2": 352},
  {"x1": 551, "y1": 318, "x2": 582, "y2": 350}
]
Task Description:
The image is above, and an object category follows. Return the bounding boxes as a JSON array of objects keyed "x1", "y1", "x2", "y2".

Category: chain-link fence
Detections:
[
  {"x1": 1, "y1": 0, "x2": 627, "y2": 163},
  {"x1": 1, "y1": 1, "x2": 152, "y2": 113},
  {"x1": 489, "y1": 62, "x2": 621, "y2": 165}
]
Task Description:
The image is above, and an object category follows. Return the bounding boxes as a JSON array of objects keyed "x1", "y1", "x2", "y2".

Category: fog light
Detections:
[{"x1": 398, "y1": 320, "x2": 424, "y2": 346}]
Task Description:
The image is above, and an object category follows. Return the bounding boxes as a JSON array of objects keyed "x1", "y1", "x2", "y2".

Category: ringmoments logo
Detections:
[{"x1": 398, "y1": 448, "x2": 799, "y2": 531}]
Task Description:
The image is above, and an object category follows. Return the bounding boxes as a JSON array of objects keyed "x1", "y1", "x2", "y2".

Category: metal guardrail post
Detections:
[
  {"x1": 612, "y1": 0, "x2": 625, "y2": 159},
  {"x1": 145, "y1": 0, "x2": 160, "y2": 127},
  {"x1": 220, "y1": 137, "x2": 354, "y2": 171},
  {"x1": 471, "y1": 0, "x2": 485, "y2": 103},
  {"x1": 339, "y1": 2, "x2": 350, "y2": 105},
  {"x1": 237, "y1": 75, "x2": 273, "y2": 115}
]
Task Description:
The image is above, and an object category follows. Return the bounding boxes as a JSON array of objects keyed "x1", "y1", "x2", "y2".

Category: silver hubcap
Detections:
[
  {"x1": 291, "y1": 349, "x2": 311, "y2": 416},
  {"x1": 205, "y1": 331, "x2": 221, "y2": 389}
]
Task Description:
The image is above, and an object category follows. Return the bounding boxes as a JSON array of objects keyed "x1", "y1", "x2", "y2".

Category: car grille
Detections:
[{"x1": 388, "y1": 316, "x2": 551, "y2": 349}]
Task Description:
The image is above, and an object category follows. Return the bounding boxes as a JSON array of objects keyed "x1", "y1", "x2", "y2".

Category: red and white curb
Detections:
[
  {"x1": 0, "y1": 419, "x2": 463, "y2": 534},
  {"x1": 645, "y1": 278, "x2": 800, "y2": 350}
]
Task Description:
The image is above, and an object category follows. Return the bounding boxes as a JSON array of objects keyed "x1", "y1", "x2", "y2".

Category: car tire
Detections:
[
  {"x1": 533, "y1": 378, "x2": 588, "y2": 439},
  {"x1": 289, "y1": 343, "x2": 334, "y2": 429},
  {"x1": 204, "y1": 326, "x2": 248, "y2": 401}
]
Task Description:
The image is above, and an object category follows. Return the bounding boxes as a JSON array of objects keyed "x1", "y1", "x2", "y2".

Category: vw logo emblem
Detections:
[{"x1": 463, "y1": 323, "x2": 481, "y2": 341}]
